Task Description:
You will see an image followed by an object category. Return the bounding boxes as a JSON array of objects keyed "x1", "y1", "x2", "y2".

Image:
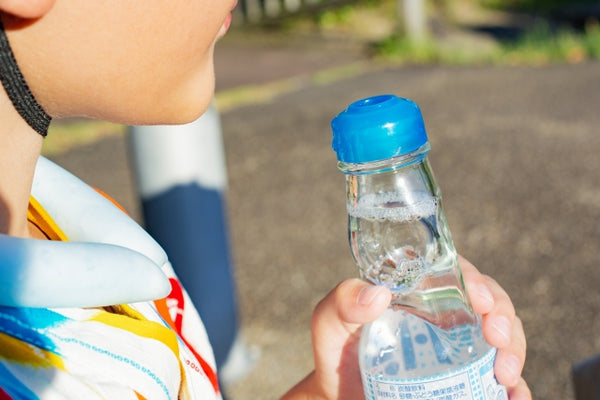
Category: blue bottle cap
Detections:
[{"x1": 331, "y1": 94, "x2": 428, "y2": 163}]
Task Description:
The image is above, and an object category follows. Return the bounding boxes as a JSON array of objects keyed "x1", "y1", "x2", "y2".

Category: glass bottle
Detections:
[{"x1": 331, "y1": 94, "x2": 507, "y2": 400}]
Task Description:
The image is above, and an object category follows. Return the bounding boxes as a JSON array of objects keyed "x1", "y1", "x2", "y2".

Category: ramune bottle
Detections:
[{"x1": 330, "y1": 95, "x2": 507, "y2": 400}]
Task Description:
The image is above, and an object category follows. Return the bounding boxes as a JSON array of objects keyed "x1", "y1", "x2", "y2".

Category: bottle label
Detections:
[{"x1": 362, "y1": 348, "x2": 507, "y2": 400}]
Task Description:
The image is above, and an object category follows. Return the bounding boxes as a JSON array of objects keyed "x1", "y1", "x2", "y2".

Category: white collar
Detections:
[{"x1": 0, "y1": 156, "x2": 170, "y2": 307}]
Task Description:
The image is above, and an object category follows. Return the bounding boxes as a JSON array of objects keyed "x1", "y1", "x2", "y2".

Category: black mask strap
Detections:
[{"x1": 0, "y1": 19, "x2": 51, "y2": 137}]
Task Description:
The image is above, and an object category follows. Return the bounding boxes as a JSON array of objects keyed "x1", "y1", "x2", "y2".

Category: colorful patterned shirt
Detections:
[{"x1": 0, "y1": 187, "x2": 221, "y2": 399}]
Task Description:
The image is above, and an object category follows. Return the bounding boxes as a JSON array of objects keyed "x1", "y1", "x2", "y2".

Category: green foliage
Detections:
[
  {"x1": 314, "y1": 0, "x2": 391, "y2": 31},
  {"x1": 317, "y1": 5, "x2": 356, "y2": 29},
  {"x1": 499, "y1": 20, "x2": 600, "y2": 64},
  {"x1": 480, "y1": 0, "x2": 597, "y2": 13},
  {"x1": 372, "y1": 13, "x2": 600, "y2": 66},
  {"x1": 372, "y1": 34, "x2": 493, "y2": 65},
  {"x1": 374, "y1": 36, "x2": 440, "y2": 64},
  {"x1": 281, "y1": 0, "x2": 600, "y2": 66},
  {"x1": 583, "y1": 22, "x2": 600, "y2": 56}
]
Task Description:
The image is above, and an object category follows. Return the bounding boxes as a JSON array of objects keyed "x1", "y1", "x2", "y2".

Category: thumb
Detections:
[
  {"x1": 312, "y1": 279, "x2": 391, "y2": 346},
  {"x1": 310, "y1": 279, "x2": 391, "y2": 399}
]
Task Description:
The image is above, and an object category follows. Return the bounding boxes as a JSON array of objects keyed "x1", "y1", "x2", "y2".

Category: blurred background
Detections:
[{"x1": 43, "y1": 0, "x2": 600, "y2": 399}]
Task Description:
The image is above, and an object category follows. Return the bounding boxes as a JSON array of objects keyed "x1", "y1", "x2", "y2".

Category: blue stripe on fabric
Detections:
[
  {"x1": 0, "y1": 362, "x2": 40, "y2": 400},
  {"x1": 0, "y1": 307, "x2": 67, "y2": 354},
  {"x1": 0, "y1": 307, "x2": 68, "y2": 329},
  {"x1": 0, "y1": 307, "x2": 173, "y2": 399},
  {"x1": 50, "y1": 335, "x2": 172, "y2": 400}
]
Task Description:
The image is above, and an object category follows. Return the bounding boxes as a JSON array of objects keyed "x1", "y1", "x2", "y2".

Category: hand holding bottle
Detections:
[
  {"x1": 281, "y1": 257, "x2": 530, "y2": 400},
  {"x1": 283, "y1": 95, "x2": 529, "y2": 400}
]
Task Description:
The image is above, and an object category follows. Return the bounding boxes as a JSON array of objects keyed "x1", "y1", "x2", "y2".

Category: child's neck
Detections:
[{"x1": 0, "y1": 92, "x2": 44, "y2": 238}]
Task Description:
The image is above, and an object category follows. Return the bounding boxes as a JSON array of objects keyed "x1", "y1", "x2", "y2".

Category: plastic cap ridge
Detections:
[{"x1": 331, "y1": 94, "x2": 428, "y2": 163}]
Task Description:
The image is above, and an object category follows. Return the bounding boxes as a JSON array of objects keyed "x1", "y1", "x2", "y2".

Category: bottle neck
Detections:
[
  {"x1": 337, "y1": 143, "x2": 431, "y2": 176},
  {"x1": 339, "y1": 142, "x2": 476, "y2": 324},
  {"x1": 342, "y1": 143, "x2": 439, "y2": 216}
]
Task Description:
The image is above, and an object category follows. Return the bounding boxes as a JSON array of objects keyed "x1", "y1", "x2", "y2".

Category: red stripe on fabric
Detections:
[
  {"x1": 167, "y1": 278, "x2": 184, "y2": 333},
  {"x1": 0, "y1": 387, "x2": 12, "y2": 400},
  {"x1": 154, "y1": 278, "x2": 220, "y2": 394},
  {"x1": 181, "y1": 335, "x2": 220, "y2": 394}
]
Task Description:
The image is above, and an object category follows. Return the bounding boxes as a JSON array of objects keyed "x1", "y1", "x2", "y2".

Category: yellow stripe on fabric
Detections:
[
  {"x1": 26, "y1": 195, "x2": 185, "y2": 386},
  {"x1": 27, "y1": 196, "x2": 69, "y2": 241},
  {"x1": 90, "y1": 305, "x2": 179, "y2": 358},
  {"x1": 0, "y1": 331, "x2": 65, "y2": 370}
]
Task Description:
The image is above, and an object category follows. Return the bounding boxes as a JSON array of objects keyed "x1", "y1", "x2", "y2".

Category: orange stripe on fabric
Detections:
[
  {"x1": 93, "y1": 187, "x2": 129, "y2": 215},
  {"x1": 152, "y1": 297, "x2": 192, "y2": 396},
  {"x1": 27, "y1": 196, "x2": 68, "y2": 241},
  {"x1": 153, "y1": 298, "x2": 176, "y2": 331},
  {"x1": 134, "y1": 391, "x2": 147, "y2": 400}
]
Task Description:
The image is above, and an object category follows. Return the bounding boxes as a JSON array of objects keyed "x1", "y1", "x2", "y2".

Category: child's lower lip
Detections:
[
  {"x1": 224, "y1": 13, "x2": 232, "y2": 31},
  {"x1": 226, "y1": 0, "x2": 238, "y2": 31},
  {"x1": 218, "y1": 13, "x2": 233, "y2": 39},
  {"x1": 227, "y1": 0, "x2": 238, "y2": 30}
]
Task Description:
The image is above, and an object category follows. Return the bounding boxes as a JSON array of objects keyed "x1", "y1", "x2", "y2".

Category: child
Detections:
[{"x1": 0, "y1": 1, "x2": 530, "y2": 399}]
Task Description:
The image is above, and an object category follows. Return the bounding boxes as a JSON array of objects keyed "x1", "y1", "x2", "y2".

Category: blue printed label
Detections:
[{"x1": 362, "y1": 348, "x2": 507, "y2": 400}]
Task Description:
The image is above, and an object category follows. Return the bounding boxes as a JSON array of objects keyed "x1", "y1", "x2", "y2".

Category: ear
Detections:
[{"x1": 0, "y1": 0, "x2": 55, "y2": 19}]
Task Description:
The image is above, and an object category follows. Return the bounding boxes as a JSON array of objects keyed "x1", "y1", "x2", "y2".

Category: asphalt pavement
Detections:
[{"x1": 48, "y1": 29, "x2": 600, "y2": 400}]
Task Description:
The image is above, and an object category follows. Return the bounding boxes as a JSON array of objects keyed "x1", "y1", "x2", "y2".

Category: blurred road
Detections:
[{"x1": 48, "y1": 31, "x2": 600, "y2": 400}]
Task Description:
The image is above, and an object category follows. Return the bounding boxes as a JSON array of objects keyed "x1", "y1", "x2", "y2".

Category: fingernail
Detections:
[
  {"x1": 476, "y1": 283, "x2": 494, "y2": 309},
  {"x1": 357, "y1": 285, "x2": 384, "y2": 306},
  {"x1": 493, "y1": 315, "x2": 512, "y2": 344},
  {"x1": 501, "y1": 354, "x2": 521, "y2": 386}
]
